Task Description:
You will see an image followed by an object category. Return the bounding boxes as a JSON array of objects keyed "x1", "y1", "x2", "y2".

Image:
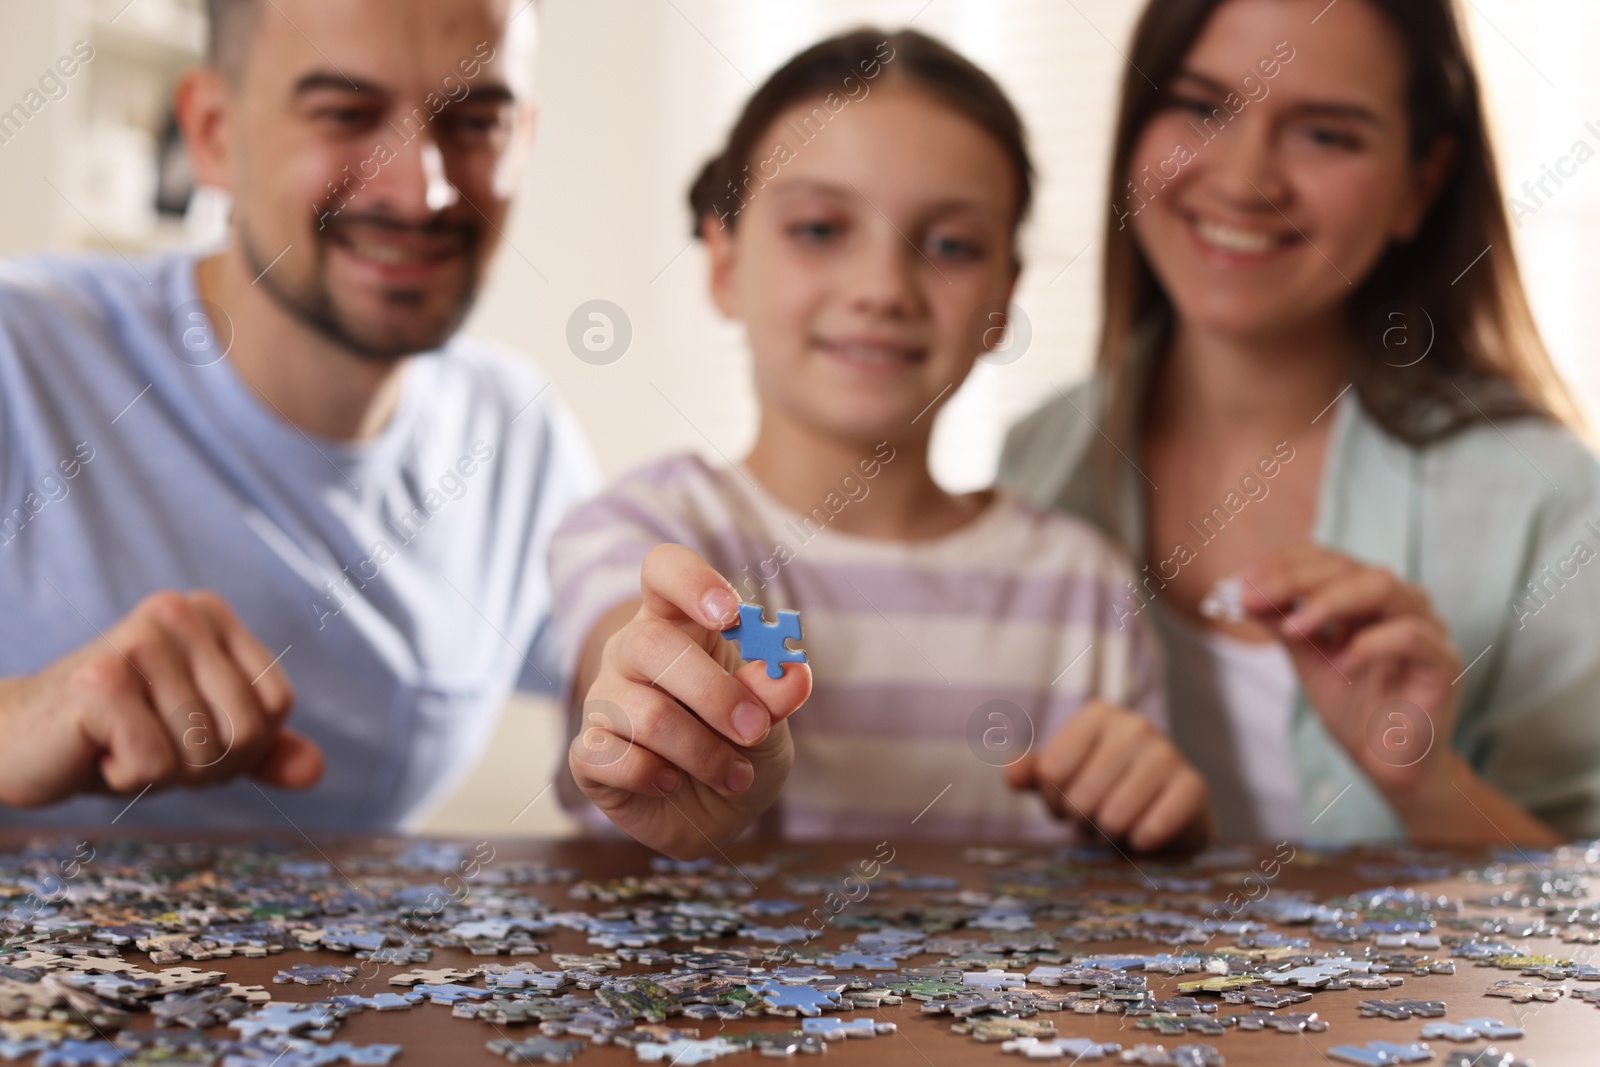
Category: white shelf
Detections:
[{"x1": 51, "y1": 0, "x2": 206, "y2": 253}]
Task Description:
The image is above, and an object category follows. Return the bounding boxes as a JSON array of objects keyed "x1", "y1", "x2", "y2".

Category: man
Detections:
[{"x1": 0, "y1": 0, "x2": 596, "y2": 829}]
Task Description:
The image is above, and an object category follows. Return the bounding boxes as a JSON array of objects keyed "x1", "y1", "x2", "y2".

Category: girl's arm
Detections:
[{"x1": 562, "y1": 544, "x2": 810, "y2": 859}]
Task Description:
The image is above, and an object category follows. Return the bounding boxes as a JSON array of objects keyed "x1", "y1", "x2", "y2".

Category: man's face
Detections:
[{"x1": 222, "y1": 0, "x2": 535, "y2": 361}]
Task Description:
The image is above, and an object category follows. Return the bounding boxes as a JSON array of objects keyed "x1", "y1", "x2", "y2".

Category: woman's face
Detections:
[
  {"x1": 1127, "y1": 0, "x2": 1448, "y2": 341},
  {"x1": 703, "y1": 83, "x2": 1019, "y2": 448}
]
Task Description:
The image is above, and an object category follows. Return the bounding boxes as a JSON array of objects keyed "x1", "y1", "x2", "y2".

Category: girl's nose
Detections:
[{"x1": 848, "y1": 226, "x2": 927, "y2": 318}]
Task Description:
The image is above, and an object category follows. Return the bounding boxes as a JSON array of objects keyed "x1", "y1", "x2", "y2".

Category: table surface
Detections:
[{"x1": 2, "y1": 832, "x2": 1595, "y2": 1065}]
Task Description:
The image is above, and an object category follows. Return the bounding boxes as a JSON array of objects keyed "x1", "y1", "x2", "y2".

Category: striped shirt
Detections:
[{"x1": 549, "y1": 453, "x2": 1166, "y2": 841}]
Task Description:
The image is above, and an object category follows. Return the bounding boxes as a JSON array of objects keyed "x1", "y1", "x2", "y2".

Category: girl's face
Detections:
[
  {"x1": 1127, "y1": 0, "x2": 1450, "y2": 341},
  {"x1": 704, "y1": 83, "x2": 1019, "y2": 447}
]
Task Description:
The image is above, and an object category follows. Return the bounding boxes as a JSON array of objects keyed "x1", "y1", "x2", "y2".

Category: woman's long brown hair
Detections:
[{"x1": 1098, "y1": 0, "x2": 1581, "y2": 451}]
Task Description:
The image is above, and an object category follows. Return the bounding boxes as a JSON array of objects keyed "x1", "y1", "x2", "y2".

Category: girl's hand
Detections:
[
  {"x1": 569, "y1": 544, "x2": 811, "y2": 860},
  {"x1": 1238, "y1": 546, "x2": 1462, "y2": 804},
  {"x1": 1005, "y1": 699, "x2": 1212, "y2": 852}
]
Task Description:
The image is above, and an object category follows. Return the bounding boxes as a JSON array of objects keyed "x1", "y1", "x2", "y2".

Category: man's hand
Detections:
[
  {"x1": 1006, "y1": 699, "x2": 1212, "y2": 852},
  {"x1": 569, "y1": 545, "x2": 811, "y2": 860},
  {"x1": 0, "y1": 590, "x2": 324, "y2": 808}
]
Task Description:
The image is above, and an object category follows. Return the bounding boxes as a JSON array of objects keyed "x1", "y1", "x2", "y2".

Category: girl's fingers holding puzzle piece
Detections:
[
  {"x1": 731, "y1": 659, "x2": 812, "y2": 725},
  {"x1": 607, "y1": 682, "x2": 756, "y2": 797},
  {"x1": 568, "y1": 707, "x2": 684, "y2": 801},
  {"x1": 613, "y1": 616, "x2": 784, "y2": 748},
  {"x1": 639, "y1": 543, "x2": 740, "y2": 631}
]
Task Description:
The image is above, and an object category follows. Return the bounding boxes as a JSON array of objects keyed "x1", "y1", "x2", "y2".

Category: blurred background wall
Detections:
[{"x1": 1, "y1": 0, "x2": 1595, "y2": 835}]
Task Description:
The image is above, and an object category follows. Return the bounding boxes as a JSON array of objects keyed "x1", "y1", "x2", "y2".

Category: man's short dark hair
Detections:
[{"x1": 206, "y1": 0, "x2": 261, "y2": 82}]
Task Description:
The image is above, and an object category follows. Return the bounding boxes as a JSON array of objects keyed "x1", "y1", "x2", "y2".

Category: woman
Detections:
[{"x1": 1002, "y1": 0, "x2": 1600, "y2": 844}]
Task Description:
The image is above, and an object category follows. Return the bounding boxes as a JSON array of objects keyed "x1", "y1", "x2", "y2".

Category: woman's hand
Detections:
[
  {"x1": 1006, "y1": 699, "x2": 1212, "y2": 852},
  {"x1": 1239, "y1": 545, "x2": 1560, "y2": 845},
  {"x1": 568, "y1": 544, "x2": 811, "y2": 860},
  {"x1": 1239, "y1": 546, "x2": 1460, "y2": 803}
]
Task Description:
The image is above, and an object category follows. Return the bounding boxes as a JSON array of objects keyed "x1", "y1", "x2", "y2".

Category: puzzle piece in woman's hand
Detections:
[{"x1": 721, "y1": 604, "x2": 805, "y2": 679}]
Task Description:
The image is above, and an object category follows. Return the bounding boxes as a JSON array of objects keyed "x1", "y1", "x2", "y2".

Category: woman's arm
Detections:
[
  {"x1": 1389, "y1": 752, "x2": 1560, "y2": 846},
  {"x1": 1240, "y1": 546, "x2": 1562, "y2": 845}
]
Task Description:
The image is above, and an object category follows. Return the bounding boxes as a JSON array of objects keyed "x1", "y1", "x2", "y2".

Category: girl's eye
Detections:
[
  {"x1": 927, "y1": 234, "x2": 982, "y2": 261},
  {"x1": 789, "y1": 219, "x2": 843, "y2": 244}
]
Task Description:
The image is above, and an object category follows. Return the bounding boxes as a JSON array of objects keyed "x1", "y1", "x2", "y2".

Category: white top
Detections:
[
  {"x1": 1152, "y1": 600, "x2": 1309, "y2": 842},
  {"x1": 549, "y1": 453, "x2": 1167, "y2": 840}
]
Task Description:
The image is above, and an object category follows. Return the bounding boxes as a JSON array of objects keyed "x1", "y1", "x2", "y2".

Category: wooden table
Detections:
[{"x1": 3, "y1": 832, "x2": 1595, "y2": 1065}]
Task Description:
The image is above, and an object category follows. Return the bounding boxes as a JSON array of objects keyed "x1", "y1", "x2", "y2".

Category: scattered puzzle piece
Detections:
[
  {"x1": 1420, "y1": 1017, "x2": 1522, "y2": 1042},
  {"x1": 1119, "y1": 1044, "x2": 1226, "y2": 1066},
  {"x1": 272, "y1": 963, "x2": 355, "y2": 986},
  {"x1": 1360, "y1": 998, "x2": 1446, "y2": 1021},
  {"x1": 388, "y1": 966, "x2": 482, "y2": 986},
  {"x1": 1001, "y1": 1036, "x2": 1122, "y2": 1059},
  {"x1": 485, "y1": 1035, "x2": 586, "y2": 1063},
  {"x1": 633, "y1": 1036, "x2": 742, "y2": 1064},
  {"x1": 1440, "y1": 1049, "x2": 1533, "y2": 1067},
  {"x1": 1328, "y1": 1041, "x2": 1437, "y2": 1066},
  {"x1": 800, "y1": 1016, "x2": 896, "y2": 1040},
  {"x1": 1484, "y1": 979, "x2": 1564, "y2": 1003}
]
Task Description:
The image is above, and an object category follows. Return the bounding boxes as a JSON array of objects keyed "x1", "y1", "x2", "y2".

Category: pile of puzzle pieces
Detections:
[{"x1": 0, "y1": 837, "x2": 1595, "y2": 1064}]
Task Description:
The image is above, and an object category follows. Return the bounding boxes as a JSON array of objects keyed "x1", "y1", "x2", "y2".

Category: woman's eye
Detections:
[
  {"x1": 1302, "y1": 125, "x2": 1363, "y2": 150},
  {"x1": 1171, "y1": 95, "x2": 1221, "y2": 118}
]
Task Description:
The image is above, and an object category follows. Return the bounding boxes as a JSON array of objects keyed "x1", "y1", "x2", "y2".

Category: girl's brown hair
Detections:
[
  {"x1": 1099, "y1": 0, "x2": 1580, "y2": 447},
  {"x1": 688, "y1": 28, "x2": 1036, "y2": 249}
]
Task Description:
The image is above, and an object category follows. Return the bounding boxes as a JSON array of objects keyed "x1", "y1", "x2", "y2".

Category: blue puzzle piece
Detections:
[
  {"x1": 412, "y1": 982, "x2": 491, "y2": 1004},
  {"x1": 722, "y1": 603, "x2": 805, "y2": 679},
  {"x1": 749, "y1": 979, "x2": 841, "y2": 1016},
  {"x1": 37, "y1": 1041, "x2": 125, "y2": 1067},
  {"x1": 824, "y1": 950, "x2": 897, "y2": 970}
]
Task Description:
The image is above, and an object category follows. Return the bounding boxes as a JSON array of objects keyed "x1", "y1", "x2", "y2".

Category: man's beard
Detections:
[{"x1": 241, "y1": 213, "x2": 484, "y2": 364}]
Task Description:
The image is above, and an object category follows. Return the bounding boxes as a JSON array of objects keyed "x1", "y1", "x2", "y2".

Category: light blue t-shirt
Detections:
[{"x1": 0, "y1": 252, "x2": 598, "y2": 830}]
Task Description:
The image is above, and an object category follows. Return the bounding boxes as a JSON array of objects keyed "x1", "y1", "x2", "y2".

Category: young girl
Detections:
[
  {"x1": 548, "y1": 30, "x2": 1211, "y2": 860},
  {"x1": 1002, "y1": 0, "x2": 1600, "y2": 844}
]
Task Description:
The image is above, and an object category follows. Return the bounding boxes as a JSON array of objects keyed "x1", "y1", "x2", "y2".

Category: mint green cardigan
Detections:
[{"x1": 1000, "y1": 379, "x2": 1600, "y2": 842}]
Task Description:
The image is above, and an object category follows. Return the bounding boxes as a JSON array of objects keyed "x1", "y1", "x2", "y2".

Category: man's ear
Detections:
[
  {"x1": 702, "y1": 215, "x2": 740, "y2": 319},
  {"x1": 492, "y1": 100, "x2": 539, "y2": 200},
  {"x1": 175, "y1": 66, "x2": 236, "y2": 192},
  {"x1": 1394, "y1": 134, "x2": 1457, "y2": 242}
]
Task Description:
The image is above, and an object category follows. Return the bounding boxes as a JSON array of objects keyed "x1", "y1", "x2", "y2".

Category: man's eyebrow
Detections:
[
  {"x1": 457, "y1": 84, "x2": 516, "y2": 105},
  {"x1": 292, "y1": 72, "x2": 387, "y2": 97},
  {"x1": 1171, "y1": 68, "x2": 1383, "y2": 125},
  {"x1": 290, "y1": 74, "x2": 518, "y2": 106}
]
